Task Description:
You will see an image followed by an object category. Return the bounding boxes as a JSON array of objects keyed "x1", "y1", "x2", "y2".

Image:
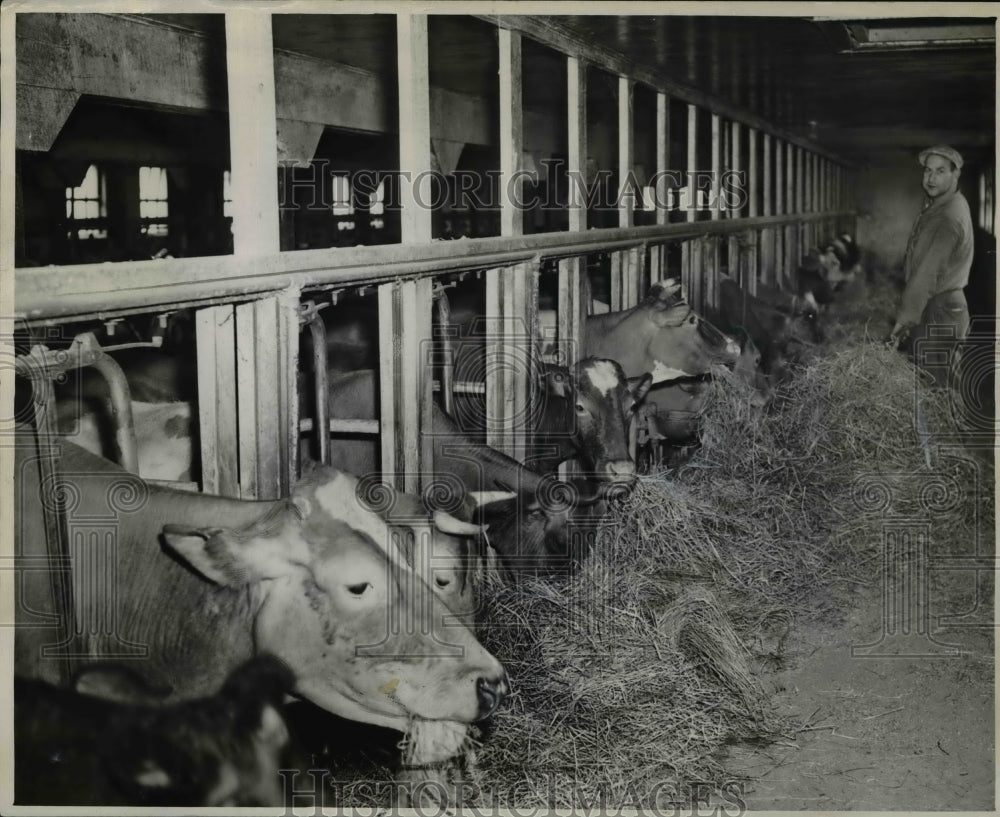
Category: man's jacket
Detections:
[{"x1": 898, "y1": 186, "x2": 974, "y2": 328}]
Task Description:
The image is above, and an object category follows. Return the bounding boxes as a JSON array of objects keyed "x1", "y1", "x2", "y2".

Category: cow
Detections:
[
  {"x1": 15, "y1": 432, "x2": 509, "y2": 736},
  {"x1": 580, "y1": 281, "x2": 742, "y2": 383},
  {"x1": 48, "y1": 387, "x2": 502, "y2": 617},
  {"x1": 308, "y1": 363, "x2": 651, "y2": 487},
  {"x1": 15, "y1": 655, "x2": 294, "y2": 807},
  {"x1": 750, "y1": 282, "x2": 824, "y2": 343},
  {"x1": 717, "y1": 278, "x2": 815, "y2": 380},
  {"x1": 636, "y1": 331, "x2": 773, "y2": 459},
  {"x1": 793, "y1": 238, "x2": 861, "y2": 308}
]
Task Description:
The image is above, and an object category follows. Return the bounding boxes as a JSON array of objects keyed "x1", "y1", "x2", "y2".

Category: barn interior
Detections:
[{"x1": 8, "y1": 9, "x2": 997, "y2": 813}]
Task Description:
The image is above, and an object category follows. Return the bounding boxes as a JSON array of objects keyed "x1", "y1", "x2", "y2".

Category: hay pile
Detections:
[{"x1": 473, "y1": 279, "x2": 993, "y2": 808}]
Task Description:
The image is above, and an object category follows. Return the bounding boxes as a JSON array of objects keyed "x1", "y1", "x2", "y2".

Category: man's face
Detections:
[{"x1": 922, "y1": 154, "x2": 960, "y2": 199}]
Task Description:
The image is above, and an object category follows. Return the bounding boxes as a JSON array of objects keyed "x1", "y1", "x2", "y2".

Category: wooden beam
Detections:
[
  {"x1": 651, "y1": 91, "x2": 669, "y2": 281},
  {"x1": 499, "y1": 28, "x2": 524, "y2": 238},
  {"x1": 379, "y1": 278, "x2": 434, "y2": 493},
  {"x1": 655, "y1": 92, "x2": 669, "y2": 229},
  {"x1": 2, "y1": 7, "x2": 14, "y2": 276},
  {"x1": 557, "y1": 257, "x2": 585, "y2": 372},
  {"x1": 485, "y1": 263, "x2": 537, "y2": 461},
  {"x1": 195, "y1": 307, "x2": 239, "y2": 496},
  {"x1": 397, "y1": 15, "x2": 432, "y2": 243},
  {"x1": 683, "y1": 103, "x2": 697, "y2": 306},
  {"x1": 706, "y1": 113, "x2": 720, "y2": 309},
  {"x1": 686, "y1": 104, "x2": 697, "y2": 224},
  {"x1": 18, "y1": 212, "x2": 857, "y2": 323},
  {"x1": 567, "y1": 56, "x2": 587, "y2": 234},
  {"x1": 226, "y1": 13, "x2": 280, "y2": 255},
  {"x1": 618, "y1": 76, "x2": 634, "y2": 230},
  {"x1": 758, "y1": 129, "x2": 770, "y2": 292},
  {"x1": 200, "y1": 11, "x2": 290, "y2": 500}
]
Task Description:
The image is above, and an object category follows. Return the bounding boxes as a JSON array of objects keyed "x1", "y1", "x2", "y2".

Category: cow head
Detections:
[
  {"x1": 638, "y1": 283, "x2": 742, "y2": 381},
  {"x1": 161, "y1": 468, "x2": 508, "y2": 732},
  {"x1": 376, "y1": 487, "x2": 513, "y2": 619},
  {"x1": 476, "y1": 479, "x2": 608, "y2": 581},
  {"x1": 731, "y1": 333, "x2": 775, "y2": 408},
  {"x1": 543, "y1": 358, "x2": 652, "y2": 484},
  {"x1": 833, "y1": 233, "x2": 863, "y2": 280}
]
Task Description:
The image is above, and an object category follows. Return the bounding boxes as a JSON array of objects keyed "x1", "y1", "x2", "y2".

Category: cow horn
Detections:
[
  {"x1": 432, "y1": 510, "x2": 483, "y2": 537},
  {"x1": 467, "y1": 490, "x2": 517, "y2": 509}
]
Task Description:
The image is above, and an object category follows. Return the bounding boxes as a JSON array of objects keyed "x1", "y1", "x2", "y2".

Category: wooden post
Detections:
[
  {"x1": 761, "y1": 131, "x2": 772, "y2": 289},
  {"x1": 795, "y1": 145, "x2": 805, "y2": 266},
  {"x1": 380, "y1": 14, "x2": 435, "y2": 492},
  {"x1": 200, "y1": 11, "x2": 291, "y2": 500},
  {"x1": 784, "y1": 141, "x2": 795, "y2": 287},
  {"x1": 707, "y1": 112, "x2": 720, "y2": 310},
  {"x1": 747, "y1": 126, "x2": 758, "y2": 294},
  {"x1": 500, "y1": 28, "x2": 524, "y2": 239},
  {"x1": 568, "y1": 56, "x2": 587, "y2": 234},
  {"x1": 379, "y1": 278, "x2": 434, "y2": 493},
  {"x1": 485, "y1": 263, "x2": 537, "y2": 462},
  {"x1": 559, "y1": 53, "x2": 587, "y2": 379},
  {"x1": 618, "y1": 78, "x2": 641, "y2": 308},
  {"x1": 618, "y1": 76, "x2": 633, "y2": 231},
  {"x1": 682, "y1": 103, "x2": 697, "y2": 301},
  {"x1": 652, "y1": 91, "x2": 669, "y2": 281},
  {"x1": 398, "y1": 15, "x2": 433, "y2": 244}
]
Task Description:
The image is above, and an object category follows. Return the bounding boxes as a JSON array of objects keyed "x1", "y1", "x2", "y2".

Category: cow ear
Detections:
[
  {"x1": 628, "y1": 373, "x2": 653, "y2": 405},
  {"x1": 161, "y1": 524, "x2": 304, "y2": 586}
]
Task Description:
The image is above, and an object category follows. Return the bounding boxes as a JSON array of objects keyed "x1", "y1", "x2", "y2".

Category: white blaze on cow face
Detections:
[{"x1": 584, "y1": 358, "x2": 626, "y2": 396}]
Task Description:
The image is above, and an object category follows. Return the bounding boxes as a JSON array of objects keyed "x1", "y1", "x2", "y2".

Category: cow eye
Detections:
[
  {"x1": 346, "y1": 582, "x2": 371, "y2": 596},
  {"x1": 435, "y1": 576, "x2": 451, "y2": 589},
  {"x1": 687, "y1": 315, "x2": 697, "y2": 325},
  {"x1": 575, "y1": 402, "x2": 586, "y2": 413}
]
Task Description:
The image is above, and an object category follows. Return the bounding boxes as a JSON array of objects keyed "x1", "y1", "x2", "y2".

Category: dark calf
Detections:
[{"x1": 15, "y1": 656, "x2": 294, "y2": 807}]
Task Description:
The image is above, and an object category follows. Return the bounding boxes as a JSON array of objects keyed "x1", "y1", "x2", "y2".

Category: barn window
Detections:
[
  {"x1": 370, "y1": 179, "x2": 385, "y2": 230},
  {"x1": 331, "y1": 175, "x2": 355, "y2": 231},
  {"x1": 139, "y1": 166, "x2": 169, "y2": 238},
  {"x1": 65, "y1": 164, "x2": 108, "y2": 241}
]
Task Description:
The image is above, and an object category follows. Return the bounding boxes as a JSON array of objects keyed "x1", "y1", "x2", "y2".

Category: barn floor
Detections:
[{"x1": 725, "y1": 566, "x2": 994, "y2": 810}]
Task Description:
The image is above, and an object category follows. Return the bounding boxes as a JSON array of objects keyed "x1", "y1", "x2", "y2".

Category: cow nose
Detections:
[
  {"x1": 476, "y1": 673, "x2": 509, "y2": 719},
  {"x1": 603, "y1": 460, "x2": 637, "y2": 483}
]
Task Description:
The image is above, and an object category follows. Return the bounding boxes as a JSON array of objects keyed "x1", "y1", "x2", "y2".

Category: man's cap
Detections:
[{"x1": 919, "y1": 145, "x2": 963, "y2": 170}]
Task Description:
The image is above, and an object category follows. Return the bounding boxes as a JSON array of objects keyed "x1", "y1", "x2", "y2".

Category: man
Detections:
[{"x1": 889, "y1": 145, "x2": 974, "y2": 388}]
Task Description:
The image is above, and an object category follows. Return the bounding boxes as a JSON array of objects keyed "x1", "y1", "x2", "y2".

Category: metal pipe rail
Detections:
[{"x1": 16, "y1": 210, "x2": 855, "y2": 325}]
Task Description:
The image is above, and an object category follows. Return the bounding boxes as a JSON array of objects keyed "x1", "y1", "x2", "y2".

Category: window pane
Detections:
[{"x1": 80, "y1": 165, "x2": 97, "y2": 197}]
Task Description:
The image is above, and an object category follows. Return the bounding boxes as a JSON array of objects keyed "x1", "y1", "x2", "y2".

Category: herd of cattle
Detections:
[{"x1": 14, "y1": 233, "x2": 861, "y2": 806}]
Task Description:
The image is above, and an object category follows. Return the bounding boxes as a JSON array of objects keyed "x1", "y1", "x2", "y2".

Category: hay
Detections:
[
  {"x1": 396, "y1": 720, "x2": 482, "y2": 809},
  {"x1": 471, "y1": 278, "x2": 992, "y2": 808}
]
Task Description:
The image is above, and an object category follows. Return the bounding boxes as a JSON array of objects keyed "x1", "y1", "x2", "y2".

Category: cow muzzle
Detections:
[
  {"x1": 602, "y1": 459, "x2": 638, "y2": 484},
  {"x1": 476, "y1": 673, "x2": 510, "y2": 720}
]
